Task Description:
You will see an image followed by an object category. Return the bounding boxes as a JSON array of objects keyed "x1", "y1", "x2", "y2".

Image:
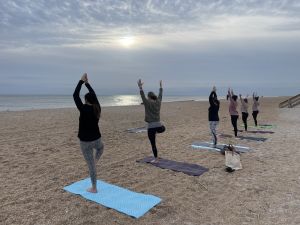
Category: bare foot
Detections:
[
  {"x1": 87, "y1": 187, "x2": 97, "y2": 193},
  {"x1": 150, "y1": 158, "x2": 159, "y2": 163}
]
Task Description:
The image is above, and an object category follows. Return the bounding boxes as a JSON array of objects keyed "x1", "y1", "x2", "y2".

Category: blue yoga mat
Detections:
[{"x1": 64, "y1": 178, "x2": 161, "y2": 218}]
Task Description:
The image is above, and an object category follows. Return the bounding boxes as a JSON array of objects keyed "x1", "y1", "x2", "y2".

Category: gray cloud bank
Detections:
[{"x1": 0, "y1": 0, "x2": 299, "y2": 95}]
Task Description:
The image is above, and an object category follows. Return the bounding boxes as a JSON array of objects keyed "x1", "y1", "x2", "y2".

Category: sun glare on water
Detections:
[{"x1": 119, "y1": 36, "x2": 136, "y2": 48}]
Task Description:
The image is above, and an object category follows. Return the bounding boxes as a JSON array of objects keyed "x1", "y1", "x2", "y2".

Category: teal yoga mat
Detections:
[{"x1": 64, "y1": 178, "x2": 161, "y2": 218}]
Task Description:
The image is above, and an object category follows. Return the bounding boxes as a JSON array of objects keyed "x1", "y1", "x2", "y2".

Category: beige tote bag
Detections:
[{"x1": 225, "y1": 150, "x2": 242, "y2": 170}]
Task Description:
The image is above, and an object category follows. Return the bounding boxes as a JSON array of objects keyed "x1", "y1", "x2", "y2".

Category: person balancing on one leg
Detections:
[
  {"x1": 73, "y1": 73, "x2": 104, "y2": 193},
  {"x1": 252, "y1": 92, "x2": 261, "y2": 126},
  {"x1": 239, "y1": 94, "x2": 249, "y2": 131},
  {"x1": 138, "y1": 79, "x2": 166, "y2": 163},
  {"x1": 228, "y1": 88, "x2": 239, "y2": 137},
  {"x1": 208, "y1": 86, "x2": 220, "y2": 147}
]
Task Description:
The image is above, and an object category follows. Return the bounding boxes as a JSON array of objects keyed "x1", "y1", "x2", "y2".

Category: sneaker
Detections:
[{"x1": 225, "y1": 167, "x2": 235, "y2": 173}]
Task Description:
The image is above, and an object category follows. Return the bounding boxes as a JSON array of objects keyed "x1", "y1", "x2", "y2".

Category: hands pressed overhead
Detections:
[
  {"x1": 137, "y1": 79, "x2": 163, "y2": 89},
  {"x1": 81, "y1": 73, "x2": 88, "y2": 83},
  {"x1": 137, "y1": 79, "x2": 144, "y2": 89}
]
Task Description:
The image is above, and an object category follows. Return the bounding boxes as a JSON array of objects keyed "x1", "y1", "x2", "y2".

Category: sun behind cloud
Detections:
[{"x1": 119, "y1": 36, "x2": 136, "y2": 48}]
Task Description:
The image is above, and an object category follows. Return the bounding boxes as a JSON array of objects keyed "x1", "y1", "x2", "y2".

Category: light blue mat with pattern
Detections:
[
  {"x1": 64, "y1": 178, "x2": 161, "y2": 218},
  {"x1": 191, "y1": 142, "x2": 251, "y2": 153}
]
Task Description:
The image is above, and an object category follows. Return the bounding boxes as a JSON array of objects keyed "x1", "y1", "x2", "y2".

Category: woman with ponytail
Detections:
[{"x1": 73, "y1": 73, "x2": 103, "y2": 193}]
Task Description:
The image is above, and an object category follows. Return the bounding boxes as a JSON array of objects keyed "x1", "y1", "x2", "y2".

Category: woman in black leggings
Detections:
[
  {"x1": 228, "y1": 88, "x2": 239, "y2": 137},
  {"x1": 239, "y1": 94, "x2": 249, "y2": 131},
  {"x1": 138, "y1": 79, "x2": 165, "y2": 163},
  {"x1": 73, "y1": 73, "x2": 103, "y2": 193},
  {"x1": 252, "y1": 92, "x2": 260, "y2": 126}
]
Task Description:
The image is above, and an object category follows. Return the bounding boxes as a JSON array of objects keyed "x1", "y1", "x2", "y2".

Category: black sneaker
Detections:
[{"x1": 225, "y1": 167, "x2": 235, "y2": 173}]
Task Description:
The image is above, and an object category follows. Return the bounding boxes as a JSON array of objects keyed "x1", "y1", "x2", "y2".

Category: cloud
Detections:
[
  {"x1": 1, "y1": 0, "x2": 300, "y2": 49},
  {"x1": 0, "y1": 0, "x2": 300, "y2": 95}
]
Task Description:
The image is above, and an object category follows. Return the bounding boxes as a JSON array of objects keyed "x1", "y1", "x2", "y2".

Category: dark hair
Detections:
[
  {"x1": 232, "y1": 95, "x2": 238, "y2": 101},
  {"x1": 255, "y1": 96, "x2": 259, "y2": 101},
  {"x1": 85, "y1": 93, "x2": 101, "y2": 119},
  {"x1": 214, "y1": 99, "x2": 220, "y2": 106},
  {"x1": 213, "y1": 94, "x2": 219, "y2": 106},
  {"x1": 148, "y1": 92, "x2": 158, "y2": 100},
  {"x1": 244, "y1": 98, "x2": 248, "y2": 103}
]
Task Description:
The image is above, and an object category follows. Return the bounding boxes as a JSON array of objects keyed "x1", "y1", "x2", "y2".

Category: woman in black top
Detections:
[
  {"x1": 208, "y1": 86, "x2": 220, "y2": 147},
  {"x1": 73, "y1": 73, "x2": 104, "y2": 193}
]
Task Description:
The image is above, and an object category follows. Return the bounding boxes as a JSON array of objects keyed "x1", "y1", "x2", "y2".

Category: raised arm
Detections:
[
  {"x1": 138, "y1": 79, "x2": 147, "y2": 104},
  {"x1": 85, "y1": 79, "x2": 100, "y2": 108},
  {"x1": 209, "y1": 92, "x2": 215, "y2": 105},
  {"x1": 209, "y1": 86, "x2": 217, "y2": 106},
  {"x1": 239, "y1": 94, "x2": 243, "y2": 103},
  {"x1": 227, "y1": 88, "x2": 232, "y2": 100},
  {"x1": 158, "y1": 80, "x2": 163, "y2": 101},
  {"x1": 73, "y1": 79, "x2": 84, "y2": 111}
]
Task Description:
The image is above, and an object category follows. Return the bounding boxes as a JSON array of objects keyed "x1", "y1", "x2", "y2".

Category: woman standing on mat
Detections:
[
  {"x1": 138, "y1": 79, "x2": 165, "y2": 163},
  {"x1": 252, "y1": 92, "x2": 261, "y2": 126},
  {"x1": 239, "y1": 94, "x2": 249, "y2": 131},
  {"x1": 208, "y1": 86, "x2": 220, "y2": 147},
  {"x1": 228, "y1": 88, "x2": 239, "y2": 137},
  {"x1": 73, "y1": 73, "x2": 104, "y2": 193}
]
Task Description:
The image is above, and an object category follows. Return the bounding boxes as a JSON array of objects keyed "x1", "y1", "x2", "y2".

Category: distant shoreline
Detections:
[{"x1": 0, "y1": 96, "x2": 287, "y2": 112}]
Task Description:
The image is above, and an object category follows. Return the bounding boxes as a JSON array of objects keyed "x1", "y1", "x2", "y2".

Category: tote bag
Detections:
[{"x1": 225, "y1": 150, "x2": 242, "y2": 170}]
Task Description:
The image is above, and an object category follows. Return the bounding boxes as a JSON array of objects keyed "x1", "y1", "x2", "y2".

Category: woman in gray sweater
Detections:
[{"x1": 138, "y1": 79, "x2": 165, "y2": 163}]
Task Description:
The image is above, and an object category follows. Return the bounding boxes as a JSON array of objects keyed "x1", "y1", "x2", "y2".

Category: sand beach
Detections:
[{"x1": 1, "y1": 97, "x2": 300, "y2": 225}]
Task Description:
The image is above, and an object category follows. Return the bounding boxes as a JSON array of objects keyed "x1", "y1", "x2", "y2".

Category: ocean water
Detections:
[{"x1": 0, "y1": 95, "x2": 210, "y2": 112}]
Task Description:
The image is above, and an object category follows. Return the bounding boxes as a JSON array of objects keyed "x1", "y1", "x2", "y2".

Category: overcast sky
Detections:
[{"x1": 0, "y1": 0, "x2": 299, "y2": 96}]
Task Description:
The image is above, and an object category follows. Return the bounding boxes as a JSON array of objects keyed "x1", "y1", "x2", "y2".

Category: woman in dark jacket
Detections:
[
  {"x1": 208, "y1": 86, "x2": 220, "y2": 147},
  {"x1": 73, "y1": 73, "x2": 104, "y2": 193}
]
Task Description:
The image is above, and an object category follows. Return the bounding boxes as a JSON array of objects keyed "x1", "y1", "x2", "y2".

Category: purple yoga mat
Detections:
[
  {"x1": 219, "y1": 134, "x2": 267, "y2": 142},
  {"x1": 246, "y1": 130, "x2": 274, "y2": 134},
  {"x1": 136, "y1": 156, "x2": 209, "y2": 176}
]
